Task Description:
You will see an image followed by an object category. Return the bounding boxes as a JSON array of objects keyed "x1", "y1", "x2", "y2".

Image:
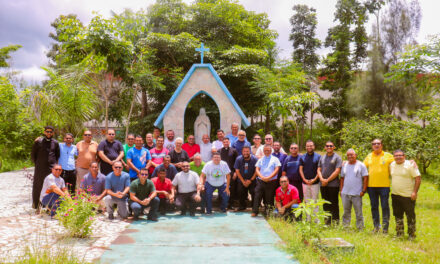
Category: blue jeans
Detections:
[
  {"x1": 130, "y1": 197, "x2": 160, "y2": 219},
  {"x1": 205, "y1": 182, "x2": 229, "y2": 214},
  {"x1": 368, "y1": 187, "x2": 390, "y2": 231},
  {"x1": 41, "y1": 193, "x2": 61, "y2": 216}
]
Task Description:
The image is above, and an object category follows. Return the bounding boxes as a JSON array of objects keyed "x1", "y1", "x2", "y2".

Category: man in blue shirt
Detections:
[
  {"x1": 127, "y1": 135, "x2": 152, "y2": 181},
  {"x1": 282, "y1": 143, "x2": 303, "y2": 202},
  {"x1": 59, "y1": 133, "x2": 77, "y2": 194},
  {"x1": 252, "y1": 145, "x2": 281, "y2": 217},
  {"x1": 79, "y1": 161, "x2": 107, "y2": 210},
  {"x1": 299, "y1": 140, "x2": 321, "y2": 219},
  {"x1": 104, "y1": 161, "x2": 130, "y2": 220},
  {"x1": 232, "y1": 130, "x2": 251, "y2": 156},
  {"x1": 272, "y1": 141, "x2": 287, "y2": 182},
  {"x1": 234, "y1": 146, "x2": 258, "y2": 211}
]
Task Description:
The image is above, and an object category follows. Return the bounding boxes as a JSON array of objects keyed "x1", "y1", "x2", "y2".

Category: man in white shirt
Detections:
[
  {"x1": 212, "y1": 129, "x2": 226, "y2": 152},
  {"x1": 199, "y1": 134, "x2": 213, "y2": 162},
  {"x1": 164, "y1": 129, "x2": 176, "y2": 152},
  {"x1": 40, "y1": 164, "x2": 69, "y2": 216},
  {"x1": 172, "y1": 161, "x2": 201, "y2": 216}
]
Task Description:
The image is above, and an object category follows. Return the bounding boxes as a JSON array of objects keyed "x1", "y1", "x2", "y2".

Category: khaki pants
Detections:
[{"x1": 76, "y1": 167, "x2": 89, "y2": 188}]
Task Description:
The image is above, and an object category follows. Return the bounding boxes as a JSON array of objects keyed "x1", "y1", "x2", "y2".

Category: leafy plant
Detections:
[
  {"x1": 293, "y1": 199, "x2": 331, "y2": 243},
  {"x1": 56, "y1": 191, "x2": 97, "y2": 238}
]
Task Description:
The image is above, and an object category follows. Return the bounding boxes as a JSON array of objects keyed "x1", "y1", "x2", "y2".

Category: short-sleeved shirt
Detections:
[
  {"x1": 80, "y1": 172, "x2": 106, "y2": 196},
  {"x1": 234, "y1": 155, "x2": 258, "y2": 180},
  {"x1": 276, "y1": 185, "x2": 300, "y2": 206},
  {"x1": 390, "y1": 160, "x2": 421, "y2": 197},
  {"x1": 318, "y1": 153, "x2": 343, "y2": 187},
  {"x1": 129, "y1": 179, "x2": 155, "y2": 201},
  {"x1": 76, "y1": 140, "x2": 98, "y2": 169},
  {"x1": 202, "y1": 160, "x2": 231, "y2": 187},
  {"x1": 172, "y1": 171, "x2": 199, "y2": 193},
  {"x1": 364, "y1": 151, "x2": 394, "y2": 187},
  {"x1": 226, "y1": 133, "x2": 239, "y2": 146},
  {"x1": 40, "y1": 174, "x2": 66, "y2": 201},
  {"x1": 182, "y1": 143, "x2": 200, "y2": 158},
  {"x1": 232, "y1": 140, "x2": 251, "y2": 156},
  {"x1": 105, "y1": 171, "x2": 130, "y2": 200},
  {"x1": 59, "y1": 143, "x2": 78, "y2": 171},
  {"x1": 169, "y1": 149, "x2": 190, "y2": 171},
  {"x1": 256, "y1": 155, "x2": 281, "y2": 181},
  {"x1": 164, "y1": 138, "x2": 175, "y2": 152},
  {"x1": 341, "y1": 161, "x2": 369, "y2": 196},
  {"x1": 299, "y1": 152, "x2": 321, "y2": 184},
  {"x1": 98, "y1": 140, "x2": 123, "y2": 173},
  {"x1": 143, "y1": 142, "x2": 156, "y2": 151},
  {"x1": 149, "y1": 147, "x2": 169, "y2": 174},
  {"x1": 189, "y1": 161, "x2": 205, "y2": 176},
  {"x1": 251, "y1": 145, "x2": 260, "y2": 155},
  {"x1": 151, "y1": 163, "x2": 178, "y2": 180},
  {"x1": 273, "y1": 152, "x2": 287, "y2": 178},
  {"x1": 151, "y1": 177, "x2": 172, "y2": 199},
  {"x1": 282, "y1": 155, "x2": 302, "y2": 183},
  {"x1": 127, "y1": 147, "x2": 152, "y2": 179},
  {"x1": 123, "y1": 144, "x2": 134, "y2": 164},
  {"x1": 200, "y1": 142, "x2": 213, "y2": 162},
  {"x1": 212, "y1": 140, "x2": 224, "y2": 151}
]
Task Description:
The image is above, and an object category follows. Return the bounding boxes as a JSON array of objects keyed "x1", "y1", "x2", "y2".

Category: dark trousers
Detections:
[
  {"x1": 32, "y1": 167, "x2": 51, "y2": 209},
  {"x1": 368, "y1": 187, "x2": 390, "y2": 231},
  {"x1": 321, "y1": 186, "x2": 340, "y2": 225},
  {"x1": 41, "y1": 193, "x2": 61, "y2": 216},
  {"x1": 175, "y1": 192, "x2": 199, "y2": 214},
  {"x1": 130, "y1": 197, "x2": 159, "y2": 219},
  {"x1": 253, "y1": 179, "x2": 277, "y2": 215},
  {"x1": 61, "y1": 169, "x2": 76, "y2": 194},
  {"x1": 392, "y1": 194, "x2": 416, "y2": 237},
  {"x1": 236, "y1": 179, "x2": 256, "y2": 209},
  {"x1": 291, "y1": 180, "x2": 304, "y2": 202},
  {"x1": 228, "y1": 174, "x2": 237, "y2": 207},
  {"x1": 158, "y1": 197, "x2": 172, "y2": 215}
]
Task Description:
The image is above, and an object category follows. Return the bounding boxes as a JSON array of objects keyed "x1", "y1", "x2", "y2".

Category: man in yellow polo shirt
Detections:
[
  {"x1": 363, "y1": 139, "x2": 394, "y2": 233},
  {"x1": 390, "y1": 150, "x2": 421, "y2": 239}
]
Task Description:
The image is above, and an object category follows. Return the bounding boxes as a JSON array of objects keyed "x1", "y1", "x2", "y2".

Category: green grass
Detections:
[
  {"x1": 0, "y1": 157, "x2": 33, "y2": 173},
  {"x1": 3, "y1": 245, "x2": 88, "y2": 264},
  {"x1": 269, "y1": 180, "x2": 440, "y2": 264}
]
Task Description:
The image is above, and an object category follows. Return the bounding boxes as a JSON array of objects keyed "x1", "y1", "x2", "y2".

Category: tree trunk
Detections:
[
  {"x1": 265, "y1": 104, "x2": 270, "y2": 134},
  {"x1": 281, "y1": 115, "x2": 285, "y2": 146},
  {"x1": 125, "y1": 84, "x2": 140, "y2": 138},
  {"x1": 141, "y1": 89, "x2": 147, "y2": 117},
  {"x1": 310, "y1": 101, "x2": 314, "y2": 141}
]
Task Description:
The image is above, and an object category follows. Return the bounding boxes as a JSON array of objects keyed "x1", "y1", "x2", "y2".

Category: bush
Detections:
[
  {"x1": 56, "y1": 191, "x2": 97, "y2": 238},
  {"x1": 293, "y1": 199, "x2": 331, "y2": 243}
]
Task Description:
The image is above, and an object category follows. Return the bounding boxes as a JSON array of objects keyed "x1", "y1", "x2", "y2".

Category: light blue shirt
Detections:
[
  {"x1": 59, "y1": 143, "x2": 77, "y2": 171},
  {"x1": 256, "y1": 155, "x2": 281, "y2": 181},
  {"x1": 126, "y1": 147, "x2": 151, "y2": 179}
]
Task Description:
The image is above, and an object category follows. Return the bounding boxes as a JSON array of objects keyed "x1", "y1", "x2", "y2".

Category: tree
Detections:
[{"x1": 0, "y1": 44, "x2": 22, "y2": 68}]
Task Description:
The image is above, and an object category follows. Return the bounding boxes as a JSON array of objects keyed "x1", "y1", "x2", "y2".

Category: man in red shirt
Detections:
[
  {"x1": 151, "y1": 167, "x2": 174, "y2": 215},
  {"x1": 182, "y1": 135, "x2": 200, "y2": 161},
  {"x1": 275, "y1": 175, "x2": 300, "y2": 221}
]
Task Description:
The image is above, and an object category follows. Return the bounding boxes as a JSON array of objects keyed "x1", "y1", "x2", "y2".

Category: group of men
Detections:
[{"x1": 31, "y1": 124, "x2": 421, "y2": 238}]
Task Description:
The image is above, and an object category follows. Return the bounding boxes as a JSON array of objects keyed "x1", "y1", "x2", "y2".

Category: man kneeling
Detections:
[
  {"x1": 172, "y1": 161, "x2": 201, "y2": 216},
  {"x1": 129, "y1": 168, "x2": 159, "y2": 221},
  {"x1": 40, "y1": 164, "x2": 69, "y2": 216},
  {"x1": 152, "y1": 167, "x2": 174, "y2": 215},
  {"x1": 104, "y1": 161, "x2": 130, "y2": 220},
  {"x1": 274, "y1": 176, "x2": 300, "y2": 220}
]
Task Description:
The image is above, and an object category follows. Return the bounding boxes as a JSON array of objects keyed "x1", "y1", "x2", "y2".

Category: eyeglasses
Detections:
[
  {"x1": 265, "y1": 138, "x2": 272, "y2": 140},
  {"x1": 372, "y1": 143, "x2": 381, "y2": 146},
  {"x1": 84, "y1": 134, "x2": 92, "y2": 136},
  {"x1": 65, "y1": 138, "x2": 73, "y2": 140},
  {"x1": 182, "y1": 165, "x2": 190, "y2": 168},
  {"x1": 114, "y1": 166, "x2": 122, "y2": 169},
  {"x1": 140, "y1": 173, "x2": 149, "y2": 176},
  {"x1": 45, "y1": 131, "x2": 53, "y2": 133},
  {"x1": 394, "y1": 154, "x2": 404, "y2": 157},
  {"x1": 290, "y1": 147, "x2": 298, "y2": 149},
  {"x1": 238, "y1": 134, "x2": 245, "y2": 137},
  {"x1": 253, "y1": 138, "x2": 261, "y2": 140},
  {"x1": 280, "y1": 180, "x2": 288, "y2": 183},
  {"x1": 325, "y1": 145, "x2": 334, "y2": 148},
  {"x1": 108, "y1": 133, "x2": 115, "y2": 136}
]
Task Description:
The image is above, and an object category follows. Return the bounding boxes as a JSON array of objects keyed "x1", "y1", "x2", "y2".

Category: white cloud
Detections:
[{"x1": 18, "y1": 66, "x2": 48, "y2": 83}]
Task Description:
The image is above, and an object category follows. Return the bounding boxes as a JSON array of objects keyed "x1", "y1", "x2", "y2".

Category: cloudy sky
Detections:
[{"x1": 1, "y1": 0, "x2": 438, "y2": 83}]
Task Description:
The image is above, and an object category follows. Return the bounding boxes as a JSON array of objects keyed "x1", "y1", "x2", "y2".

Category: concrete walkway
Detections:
[{"x1": 100, "y1": 212, "x2": 297, "y2": 264}]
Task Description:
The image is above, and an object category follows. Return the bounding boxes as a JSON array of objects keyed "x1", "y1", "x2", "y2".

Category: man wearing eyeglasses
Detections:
[
  {"x1": 122, "y1": 134, "x2": 136, "y2": 172},
  {"x1": 76, "y1": 130, "x2": 98, "y2": 189},
  {"x1": 317, "y1": 141, "x2": 342, "y2": 225},
  {"x1": 31, "y1": 125, "x2": 60, "y2": 209},
  {"x1": 59, "y1": 133, "x2": 78, "y2": 194},
  {"x1": 173, "y1": 161, "x2": 201, "y2": 216},
  {"x1": 275, "y1": 176, "x2": 299, "y2": 221},
  {"x1": 98, "y1": 129, "x2": 124, "y2": 176},
  {"x1": 129, "y1": 167, "x2": 159, "y2": 221},
  {"x1": 299, "y1": 140, "x2": 321, "y2": 220},
  {"x1": 363, "y1": 139, "x2": 394, "y2": 233},
  {"x1": 282, "y1": 143, "x2": 303, "y2": 202},
  {"x1": 255, "y1": 134, "x2": 286, "y2": 159},
  {"x1": 251, "y1": 134, "x2": 262, "y2": 155},
  {"x1": 104, "y1": 161, "x2": 130, "y2": 220},
  {"x1": 40, "y1": 164, "x2": 69, "y2": 216},
  {"x1": 127, "y1": 135, "x2": 152, "y2": 181}
]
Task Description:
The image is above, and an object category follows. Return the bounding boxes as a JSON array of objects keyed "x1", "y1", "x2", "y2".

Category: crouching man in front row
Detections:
[
  {"x1": 129, "y1": 168, "x2": 159, "y2": 221},
  {"x1": 274, "y1": 176, "x2": 300, "y2": 220},
  {"x1": 40, "y1": 164, "x2": 69, "y2": 216}
]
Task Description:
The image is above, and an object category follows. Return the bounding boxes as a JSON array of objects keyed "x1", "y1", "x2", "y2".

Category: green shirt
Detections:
[
  {"x1": 189, "y1": 161, "x2": 205, "y2": 176},
  {"x1": 123, "y1": 144, "x2": 134, "y2": 172},
  {"x1": 129, "y1": 179, "x2": 155, "y2": 201}
]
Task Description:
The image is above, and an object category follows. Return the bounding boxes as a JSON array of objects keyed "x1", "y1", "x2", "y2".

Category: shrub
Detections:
[{"x1": 293, "y1": 199, "x2": 331, "y2": 243}]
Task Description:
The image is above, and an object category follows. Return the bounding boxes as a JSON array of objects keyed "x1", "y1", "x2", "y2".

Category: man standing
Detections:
[
  {"x1": 252, "y1": 145, "x2": 281, "y2": 217},
  {"x1": 199, "y1": 153, "x2": 231, "y2": 214},
  {"x1": 282, "y1": 143, "x2": 303, "y2": 201},
  {"x1": 129, "y1": 168, "x2": 159, "y2": 221},
  {"x1": 98, "y1": 129, "x2": 124, "y2": 176},
  {"x1": 275, "y1": 176, "x2": 300, "y2": 220},
  {"x1": 40, "y1": 164, "x2": 68, "y2": 216},
  {"x1": 363, "y1": 139, "x2": 394, "y2": 233},
  {"x1": 76, "y1": 130, "x2": 98, "y2": 189},
  {"x1": 104, "y1": 161, "x2": 130, "y2": 220},
  {"x1": 390, "y1": 150, "x2": 421, "y2": 238},
  {"x1": 144, "y1": 133, "x2": 156, "y2": 150},
  {"x1": 340, "y1": 149, "x2": 368, "y2": 230},
  {"x1": 164, "y1": 130, "x2": 176, "y2": 152},
  {"x1": 58, "y1": 133, "x2": 77, "y2": 193},
  {"x1": 182, "y1": 135, "x2": 200, "y2": 161},
  {"x1": 127, "y1": 135, "x2": 152, "y2": 181},
  {"x1": 232, "y1": 130, "x2": 251, "y2": 156},
  {"x1": 299, "y1": 140, "x2": 321, "y2": 218},
  {"x1": 79, "y1": 161, "x2": 107, "y2": 210},
  {"x1": 317, "y1": 141, "x2": 342, "y2": 225},
  {"x1": 212, "y1": 129, "x2": 226, "y2": 152},
  {"x1": 173, "y1": 161, "x2": 201, "y2": 216},
  {"x1": 153, "y1": 127, "x2": 161, "y2": 143},
  {"x1": 219, "y1": 137, "x2": 238, "y2": 209},
  {"x1": 170, "y1": 137, "x2": 190, "y2": 171},
  {"x1": 31, "y1": 126, "x2": 60, "y2": 209},
  {"x1": 122, "y1": 134, "x2": 135, "y2": 171},
  {"x1": 200, "y1": 134, "x2": 213, "y2": 162},
  {"x1": 226, "y1": 123, "x2": 240, "y2": 146},
  {"x1": 272, "y1": 141, "x2": 287, "y2": 182},
  {"x1": 152, "y1": 168, "x2": 174, "y2": 215},
  {"x1": 251, "y1": 134, "x2": 262, "y2": 155},
  {"x1": 234, "y1": 146, "x2": 257, "y2": 211},
  {"x1": 149, "y1": 136, "x2": 169, "y2": 175},
  {"x1": 255, "y1": 134, "x2": 286, "y2": 159}
]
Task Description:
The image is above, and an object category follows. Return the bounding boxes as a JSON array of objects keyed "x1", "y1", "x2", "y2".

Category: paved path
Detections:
[{"x1": 100, "y1": 212, "x2": 297, "y2": 264}]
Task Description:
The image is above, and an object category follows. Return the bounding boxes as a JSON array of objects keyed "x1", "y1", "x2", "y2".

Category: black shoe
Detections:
[
  {"x1": 236, "y1": 207, "x2": 246, "y2": 212},
  {"x1": 147, "y1": 217, "x2": 158, "y2": 222},
  {"x1": 180, "y1": 211, "x2": 186, "y2": 216},
  {"x1": 108, "y1": 214, "x2": 114, "y2": 220},
  {"x1": 189, "y1": 212, "x2": 196, "y2": 217}
]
